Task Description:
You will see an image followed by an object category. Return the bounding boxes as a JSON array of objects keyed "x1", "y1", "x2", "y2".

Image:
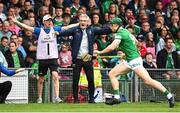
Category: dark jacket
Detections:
[
  {"x1": 5, "y1": 50, "x2": 25, "y2": 68},
  {"x1": 60, "y1": 26, "x2": 112, "y2": 62},
  {"x1": 156, "y1": 49, "x2": 180, "y2": 68}
]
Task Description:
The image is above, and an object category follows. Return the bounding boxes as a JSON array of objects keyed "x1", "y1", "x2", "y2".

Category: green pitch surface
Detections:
[{"x1": 0, "y1": 102, "x2": 179, "y2": 112}]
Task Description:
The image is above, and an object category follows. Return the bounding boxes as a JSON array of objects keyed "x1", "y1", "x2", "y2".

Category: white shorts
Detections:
[{"x1": 125, "y1": 57, "x2": 143, "y2": 70}]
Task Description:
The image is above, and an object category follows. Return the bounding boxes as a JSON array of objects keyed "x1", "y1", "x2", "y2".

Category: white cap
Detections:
[{"x1": 43, "y1": 14, "x2": 52, "y2": 21}]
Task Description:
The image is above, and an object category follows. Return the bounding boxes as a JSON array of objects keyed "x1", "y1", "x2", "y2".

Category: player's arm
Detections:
[
  {"x1": 131, "y1": 34, "x2": 138, "y2": 45},
  {"x1": 10, "y1": 16, "x2": 34, "y2": 32},
  {"x1": 0, "y1": 64, "x2": 25, "y2": 76},
  {"x1": 61, "y1": 23, "x2": 79, "y2": 30},
  {"x1": 95, "y1": 39, "x2": 120, "y2": 55}
]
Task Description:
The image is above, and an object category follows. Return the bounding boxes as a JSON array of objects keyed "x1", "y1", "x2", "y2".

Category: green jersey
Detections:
[{"x1": 115, "y1": 27, "x2": 140, "y2": 62}]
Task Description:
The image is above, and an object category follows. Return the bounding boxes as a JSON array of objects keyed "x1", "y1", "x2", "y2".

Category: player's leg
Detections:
[
  {"x1": 37, "y1": 76, "x2": 45, "y2": 103},
  {"x1": 50, "y1": 59, "x2": 63, "y2": 103},
  {"x1": 83, "y1": 61, "x2": 95, "y2": 103},
  {"x1": 37, "y1": 60, "x2": 47, "y2": 103},
  {"x1": 0, "y1": 81, "x2": 12, "y2": 103},
  {"x1": 134, "y1": 66, "x2": 175, "y2": 108},
  {"x1": 72, "y1": 60, "x2": 83, "y2": 103},
  {"x1": 106, "y1": 62, "x2": 131, "y2": 105}
]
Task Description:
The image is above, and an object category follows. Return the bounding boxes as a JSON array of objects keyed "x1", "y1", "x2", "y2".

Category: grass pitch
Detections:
[{"x1": 0, "y1": 102, "x2": 179, "y2": 112}]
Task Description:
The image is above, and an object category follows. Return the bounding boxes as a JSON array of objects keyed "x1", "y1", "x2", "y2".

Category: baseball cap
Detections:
[
  {"x1": 109, "y1": 18, "x2": 122, "y2": 25},
  {"x1": 43, "y1": 14, "x2": 52, "y2": 21}
]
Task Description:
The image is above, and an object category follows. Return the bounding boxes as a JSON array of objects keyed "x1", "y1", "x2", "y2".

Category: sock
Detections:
[
  {"x1": 114, "y1": 89, "x2": 120, "y2": 99},
  {"x1": 163, "y1": 90, "x2": 172, "y2": 99},
  {"x1": 55, "y1": 97, "x2": 59, "y2": 99},
  {"x1": 38, "y1": 97, "x2": 42, "y2": 100}
]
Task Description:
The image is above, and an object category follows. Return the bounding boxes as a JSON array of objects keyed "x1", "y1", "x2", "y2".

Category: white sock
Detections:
[
  {"x1": 114, "y1": 95, "x2": 120, "y2": 99},
  {"x1": 167, "y1": 93, "x2": 173, "y2": 99},
  {"x1": 56, "y1": 97, "x2": 59, "y2": 99},
  {"x1": 38, "y1": 97, "x2": 42, "y2": 100}
]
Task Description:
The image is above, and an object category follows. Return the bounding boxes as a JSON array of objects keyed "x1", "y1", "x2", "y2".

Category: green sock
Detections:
[
  {"x1": 163, "y1": 90, "x2": 169, "y2": 96},
  {"x1": 113, "y1": 89, "x2": 120, "y2": 95},
  {"x1": 163, "y1": 90, "x2": 172, "y2": 99}
]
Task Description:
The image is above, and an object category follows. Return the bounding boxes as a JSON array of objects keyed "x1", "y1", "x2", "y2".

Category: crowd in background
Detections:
[{"x1": 0, "y1": 0, "x2": 180, "y2": 79}]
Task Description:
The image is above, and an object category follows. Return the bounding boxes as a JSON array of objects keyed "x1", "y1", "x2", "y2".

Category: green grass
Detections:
[{"x1": 0, "y1": 102, "x2": 179, "y2": 112}]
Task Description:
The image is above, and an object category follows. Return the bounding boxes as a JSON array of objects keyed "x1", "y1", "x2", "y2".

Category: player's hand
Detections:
[
  {"x1": 9, "y1": 16, "x2": 16, "y2": 22},
  {"x1": 16, "y1": 68, "x2": 26, "y2": 73},
  {"x1": 94, "y1": 50, "x2": 101, "y2": 55}
]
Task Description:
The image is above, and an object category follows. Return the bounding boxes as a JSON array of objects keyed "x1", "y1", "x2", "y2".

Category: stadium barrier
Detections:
[{"x1": 0, "y1": 68, "x2": 179, "y2": 103}]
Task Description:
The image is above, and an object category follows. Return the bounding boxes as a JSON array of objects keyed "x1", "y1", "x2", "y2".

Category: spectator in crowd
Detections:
[
  {"x1": 26, "y1": 10, "x2": 35, "y2": 19},
  {"x1": 7, "y1": 6, "x2": 15, "y2": 17},
  {"x1": 121, "y1": 8, "x2": 133, "y2": 26},
  {"x1": 42, "y1": 0, "x2": 55, "y2": 16},
  {"x1": 156, "y1": 27, "x2": 176, "y2": 54},
  {"x1": 94, "y1": 18, "x2": 175, "y2": 108},
  {"x1": 36, "y1": 6, "x2": 49, "y2": 27},
  {"x1": 20, "y1": 0, "x2": 33, "y2": 20},
  {"x1": 0, "y1": 36, "x2": 9, "y2": 55},
  {"x1": 14, "y1": 4, "x2": 22, "y2": 21},
  {"x1": 0, "y1": 21, "x2": 12, "y2": 40},
  {"x1": 87, "y1": 0, "x2": 97, "y2": 15},
  {"x1": 17, "y1": 36, "x2": 27, "y2": 59},
  {"x1": 156, "y1": 38, "x2": 180, "y2": 80},
  {"x1": 70, "y1": 0, "x2": 81, "y2": 17},
  {"x1": 59, "y1": 14, "x2": 112, "y2": 103},
  {"x1": 62, "y1": 13, "x2": 71, "y2": 26},
  {"x1": 29, "y1": 17, "x2": 36, "y2": 27},
  {"x1": 174, "y1": 29, "x2": 180, "y2": 53},
  {"x1": 0, "y1": 19, "x2": 2, "y2": 30},
  {"x1": 109, "y1": 3, "x2": 119, "y2": 16},
  {"x1": 71, "y1": 6, "x2": 86, "y2": 23},
  {"x1": 0, "y1": 51, "x2": 25, "y2": 104},
  {"x1": 108, "y1": 12, "x2": 116, "y2": 22},
  {"x1": 103, "y1": 12, "x2": 109, "y2": 24},
  {"x1": 137, "y1": 21, "x2": 151, "y2": 41},
  {"x1": 125, "y1": 15, "x2": 141, "y2": 37},
  {"x1": 143, "y1": 52, "x2": 157, "y2": 79},
  {"x1": 0, "y1": 50, "x2": 8, "y2": 67},
  {"x1": 10, "y1": 14, "x2": 79, "y2": 103},
  {"x1": 58, "y1": 13, "x2": 73, "y2": 45},
  {"x1": 136, "y1": 8, "x2": 148, "y2": 26},
  {"x1": 21, "y1": 19, "x2": 37, "y2": 67},
  {"x1": 0, "y1": 2, "x2": 6, "y2": 21},
  {"x1": 101, "y1": 0, "x2": 114, "y2": 14},
  {"x1": 91, "y1": 13, "x2": 102, "y2": 27},
  {"x1": 143, "y1": 52, "x2": 157, "y2": 68},
  {"x1": 169, "y1": 14, "x2": 179, "y2": 38},
  {"x1": 53, "y1": 0, "x2": 65, "y2": 8},
  {"x1": 166, "y1": 0, "x2": 178, "y2": 18},
  {"x1": 58, "y1": 43, "x2": 72, "y2": 68},
  {"x1": 63, "y1": 6, "x2": 71, "y2": 15},
  {"x1": 7, "y1": 16, "x2": 21, "y2": 35},
  {"x1": 96, "y1": 35, "x2": 111, "y2": 68},
  {"x1": 144, "y1": 32, "x2": 156, "y2": 58},
  {"x1": 127, "y1": 0, "x2": 139, "y2": 16},
  {"x1": 5, "y1": 41, "x2": 25, "y2": 68},
  {"x1": 10, "y1": 34, "x2": 26, "y2": 59},
  {"x1": 53, "y1": 6, "x2": 64, "y2": 26},
  {"x1": 137, "y1": 36, "x2": 147, "y2": 58},
  {"x1": 8, "y1": 0, "x2": 19, "y2": 6},
  {"x1": 118, "y1": 3, "x2": 126, "y2": 22},
  {"x1": 138, "y1": 0, "x2": 150, "y2": 14}
]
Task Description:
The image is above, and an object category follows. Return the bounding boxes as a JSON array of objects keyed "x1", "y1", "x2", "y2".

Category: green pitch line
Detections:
[{"x1": 0, "y1": 102, "x2": 179, "y2": 112}]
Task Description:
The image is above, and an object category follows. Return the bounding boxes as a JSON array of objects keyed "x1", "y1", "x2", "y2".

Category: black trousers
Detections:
[
  {"x1": 72, "y1": 59, "x2": 95, "y2": 102},
  {"x1": 0, "y1": 81, "x2": 12, "y2": 103}
]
